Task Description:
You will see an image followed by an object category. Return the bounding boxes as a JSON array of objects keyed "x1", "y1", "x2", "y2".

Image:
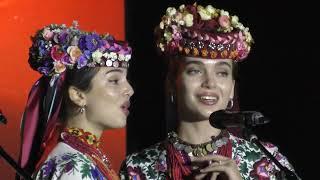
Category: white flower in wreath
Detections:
[
  {"x1": 231, "y1": 16, "x2": 239, "y2": 26},
  {"x1": 160, "y1": 21, "x2": 165, "y2": 29},
  {"x1": 109, "y1": 52, "x2": 117, "y2": 61},
  {"x1": 92, "y1": 50, "x2": 103, "y2": 63},
  {"x1": 118, "y1": 54, "x2": 125, "y2": 61},
  {"x1": 235, "y1": 22, "x2": 245, "y2": 31},
  {"x1": 197, "y1": 5, "x2": 211, "y2": 20},
  {"x1": 174, "y1": 12, "x2": 184, "y2": 25},
  {"x1": 125, "y1": 54, "x2": 131, "y2": 62},
  {"x1": 220, "y1": 9, "x2": 230, "y2": 17},
  {"x1": 166, "y1": 7, "x2": 177, "y2": 17},
  {"x1": 179, "y1": 4, "x2": 185, "y2": 11},
  {"x1": 244, "y1": 30, "x2": 253, "y2": 43},
  {"x1": 206, "y1": 5, "x2": 216, "y2": 15},
  {"x1": 183, "y1": 13, "x2": 193, "y2": 27},
  {"x1": 159, "y1": 43, "x2": 165, "y2": 52},
  {"x1": 103, "y1": 52, "x2": 111, "y2": 60}
]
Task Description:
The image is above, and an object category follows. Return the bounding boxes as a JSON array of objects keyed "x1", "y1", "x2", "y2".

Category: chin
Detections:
[
  {"x1": 115, "y1": 118, "x2": 127, "y2": 128},
  {"x1": 196, "y1": 108, "x2": 214, "y2": 118}
]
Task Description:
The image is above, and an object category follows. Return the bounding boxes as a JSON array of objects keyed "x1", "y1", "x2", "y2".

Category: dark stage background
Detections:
[{"x1": 125, "y1": 0, "x2": 318, "y2": 179}]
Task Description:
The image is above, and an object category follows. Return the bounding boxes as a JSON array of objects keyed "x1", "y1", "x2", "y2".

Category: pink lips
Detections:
[
  {"x1": 197, "y1": 92, "x2": 219, "y2": 106},
  {"x1": 121, "y1": 101, "x2": 130, "y2": 116}
]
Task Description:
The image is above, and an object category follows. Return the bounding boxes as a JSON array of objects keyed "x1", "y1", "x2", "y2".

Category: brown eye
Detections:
[
  {"x1": 217, "y1": 71, "x2": 229, "y2": 77},
  {"x1": 186, "y1": 68, "x2": 202, "y2": 75},
  {"x1": 108, "y1": 79, "x2": 119, "y2": 84}
]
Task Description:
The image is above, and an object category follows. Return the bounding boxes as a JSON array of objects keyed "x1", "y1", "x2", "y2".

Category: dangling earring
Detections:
[
  {"x1": 80, "y1": 105, "x2": 86, "y2": 114},
  {"x1": 227, "y1": 99, "x2": 233, "y2": 110},
  {"x1": 170, "y1": 94, "x2": 174, "y2": 103}
]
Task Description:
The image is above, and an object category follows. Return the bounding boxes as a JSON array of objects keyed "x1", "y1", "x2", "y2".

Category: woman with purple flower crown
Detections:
[
  {"x1": 17, "y1": 21, "x2": 134, "y2": 179},
  {"x1": 120, "y1": 3, "x2": 300, "y2": 180}
]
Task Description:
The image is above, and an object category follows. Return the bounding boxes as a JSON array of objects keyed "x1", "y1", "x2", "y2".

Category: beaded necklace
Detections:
[{"x1": 61, "y1": 127, "x2": 119, "y2": 180}]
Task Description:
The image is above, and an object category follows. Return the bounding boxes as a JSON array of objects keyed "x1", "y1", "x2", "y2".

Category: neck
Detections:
[
  {"x1": 66, "y1": 115, "x2": 103, "y2": 139},
  {"x1": 177, "y1": 119, "x2": 221, "y2": 144}
]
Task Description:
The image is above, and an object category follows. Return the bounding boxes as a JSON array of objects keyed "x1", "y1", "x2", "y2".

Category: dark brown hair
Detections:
[{"x1": 59, "y1": 67, "x2": 100, "y2": 120}]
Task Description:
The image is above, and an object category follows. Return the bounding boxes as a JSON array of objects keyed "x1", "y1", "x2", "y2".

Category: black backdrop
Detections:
[{"x1": 125, "y1": 0, "x2": 318, "y2": 179}]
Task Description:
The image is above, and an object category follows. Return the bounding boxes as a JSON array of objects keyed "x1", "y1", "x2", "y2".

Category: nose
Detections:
[
  {"x1": 201, "y1": 73, "x2": 216, "y2": 89},
  {"x1": 124, "y1": 81, "x2": 134, "y2": 97}
]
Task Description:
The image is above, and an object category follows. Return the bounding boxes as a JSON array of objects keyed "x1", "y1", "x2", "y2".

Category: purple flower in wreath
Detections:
[
  {"x1": 61, "y1": 54, "x2": 72, "y2": 65},
  {"x1": 36, "y1": 58, "x2": 53, "y2": 75},
  {"x1": 77, "y1": 55, "x2": 88, "y2": 69},
  {"x1": 78, "y1": 34, "x2": 104, "y2": 52},
  {"x1": 37, "y1": 67, "x2": 50, "y2": 76},
  {"x1": 59, "y1": 31, "x2": 69, "y2": 44},
  {"x1": 35, "y1": 40, "x2": 49, "y2": 57}
]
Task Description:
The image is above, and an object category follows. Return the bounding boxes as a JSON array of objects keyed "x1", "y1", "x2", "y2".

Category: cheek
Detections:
[
  {"x1": 218, "y1": 82, "x2": 233, "y2": 98},
  {"x1": 177, "y1": 78, "x2": 201, "y2": 105},
  {"x1": 87, "y1": 86, "x2": 119, "y2": 108},
  {"x1": 99, "y1": 89, "x2": 119, "y2": 106}
]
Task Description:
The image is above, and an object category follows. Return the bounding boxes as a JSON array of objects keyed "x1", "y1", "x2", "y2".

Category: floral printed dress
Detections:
[
  {"x1": 120, "y1": 132, "x2": 299, "y2": 180},
  {"x1": 34, "y1": 127, "x2": 119, "y2": 180}
]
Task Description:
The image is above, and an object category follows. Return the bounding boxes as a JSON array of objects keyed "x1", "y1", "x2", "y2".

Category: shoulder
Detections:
[
  {"x1": 125, "y1": 142, "x2": 164, "y2": 165},
  {"x1": 120, "y1": 142, "x2": 167, "y2": 180},
  {"x1": 229, "y1": 133, "x2": 296, "y2": 179},
  {"x1": 34, "y1": 142, "x2": 104, "y2": 180}
]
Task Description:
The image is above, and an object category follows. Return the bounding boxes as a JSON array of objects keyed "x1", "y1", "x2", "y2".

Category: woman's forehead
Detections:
[
  {"x1": 97, "y1": 67, "x2": 127, "y2": 76},
  {"x1": 183, "y1": 57, "x2": 233, "y2": 66}
]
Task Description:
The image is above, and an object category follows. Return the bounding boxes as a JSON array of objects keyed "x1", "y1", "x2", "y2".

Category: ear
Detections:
[
  {"x1": 68, "y1": 86, "x2": 87, "y2": 107},
  {"x1": 230, "y1": 80, "x2": 235, "y2": 99}
]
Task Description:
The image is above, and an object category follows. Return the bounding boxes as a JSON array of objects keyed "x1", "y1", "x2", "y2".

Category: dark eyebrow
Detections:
[
  {"x1": 215, "y1": 61, "x2": 232, "y2": 69},
  {"x1": 105, "y1": 68, "x2": 124, "y2": 75}
]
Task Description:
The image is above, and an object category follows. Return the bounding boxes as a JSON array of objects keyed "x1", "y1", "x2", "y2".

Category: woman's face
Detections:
[
  {"x1": 84, "y1": 67, "x2": 134, "y2": 129},
  {"x1": 175, "y1": 57, "x2": 235, "y2": 121}
]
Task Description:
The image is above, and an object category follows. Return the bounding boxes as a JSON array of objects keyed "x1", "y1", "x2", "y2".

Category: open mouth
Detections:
[
  {"x1": 197, "y1": 93, "x2": 219, "y2": 106},
  {"x1": 121, "y1": 101, "x2": 130, "y2": 116}
]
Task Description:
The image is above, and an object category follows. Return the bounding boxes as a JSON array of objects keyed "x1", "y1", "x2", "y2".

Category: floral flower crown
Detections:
[
  {"x1": 155, "y1": 3, "x2": 254, "y2": 61},
  {"x1": 29, "y1": 21, "x2": 132, "y2": 76}
]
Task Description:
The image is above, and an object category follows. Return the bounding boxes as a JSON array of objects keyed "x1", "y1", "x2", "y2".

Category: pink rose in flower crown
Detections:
[
  {"x1": 67, "y1": 46, "x2": 82, "y2": 64},
  {"x1": 171, "y1": 25, "x2": 182, "y2": 41},
  {"x1": 53, "y1": 61, "x2": 66, "y2": 74},
  {"x1": 167, "y1": 41, "x2": 179, "y2": 54},
  {"x1": 235, "y1": 31, "x2": 249, "y2": 60},
  {"x1": 218, "y1": 15, "x2": 231, "y2": 29},
  {"x1": 51, "y1": 45, "x2": 67, "y2": 62},
  {"x1": 236, "y1": 40, "x2": 249, "y2": 60},
  {"x1": 42, "y1": 28, "x2": 54, "y2": 40}
]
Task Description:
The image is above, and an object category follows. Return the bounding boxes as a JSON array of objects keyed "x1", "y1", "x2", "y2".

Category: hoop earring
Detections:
[
  {"x1": 80, "y1": 105, "x2": 86, "y2": 114},
  {"x1": 227, "y1": 99, "x2": 233, "y2": 110}
]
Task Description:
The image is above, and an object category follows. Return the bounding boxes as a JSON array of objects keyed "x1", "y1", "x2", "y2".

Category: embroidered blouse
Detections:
[
  {"x1": 34, "y1": 127, "x2": 119, "y2": 180},
  {"x1": 120, "y1": 132, "x2": 298, "y2": 180}
]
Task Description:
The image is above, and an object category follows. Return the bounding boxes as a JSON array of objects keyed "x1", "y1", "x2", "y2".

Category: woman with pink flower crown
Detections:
[
  {"x1": 120, "y1": 3, "x2": 300, "y2": 180},
  {"x1": 16, "y1": 22, "x2": 134, "y2": 180}
]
